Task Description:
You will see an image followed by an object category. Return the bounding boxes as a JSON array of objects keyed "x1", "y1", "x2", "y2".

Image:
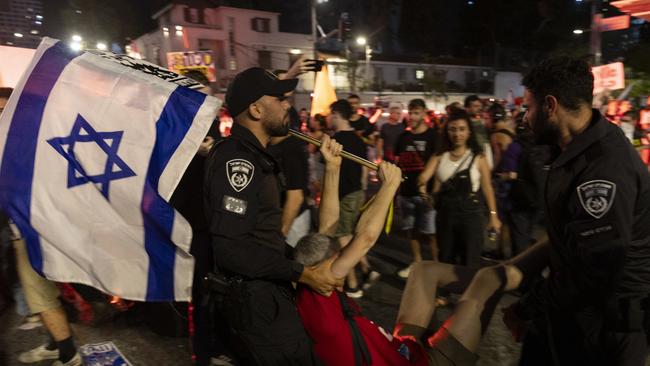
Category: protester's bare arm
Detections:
[
  {"x1": 418, "y1": 155, "x2": 440, "y2": 195},
  {"x1": 478, "y1": 155, "x2": 502, "y2": 233},
  {"x1": 330, "y1": 163, "x2": 401, "y2": 278},
  {"x1": 318, "y1": 135, "x2": 342, "y2": 235}
]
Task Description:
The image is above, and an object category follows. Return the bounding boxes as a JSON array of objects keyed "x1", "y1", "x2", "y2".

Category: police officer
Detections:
[
  {"x1": 204, "y1": 67, "x2": 339, "y2": 365},
  {"x1": 502, "y1": 57, "x2": 650, "y2": 365}
]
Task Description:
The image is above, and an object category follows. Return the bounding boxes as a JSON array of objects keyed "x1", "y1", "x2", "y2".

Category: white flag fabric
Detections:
[{"x1": 0, "y1": 38, "x2": 221, "y2": 301}]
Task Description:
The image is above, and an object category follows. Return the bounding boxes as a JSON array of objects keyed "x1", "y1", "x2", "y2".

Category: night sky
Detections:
[{"x1": 40, "y1": 0, "x2": 649, "y2": 69}]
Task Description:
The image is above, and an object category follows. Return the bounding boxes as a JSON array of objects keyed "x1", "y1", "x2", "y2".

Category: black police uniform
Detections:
[
  {"x1": 204, "y1": 122, "x2": 321, "y2": 365},
  {"x1": 516, "y1": 110, "x2": 650, "y2": 366}
]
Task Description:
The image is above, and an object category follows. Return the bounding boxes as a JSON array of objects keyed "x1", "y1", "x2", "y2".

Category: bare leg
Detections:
[
  {"x1": 394, "y1": 262, "x2": 476, "y2": 340},
  {"x1": 434, "y1": 265, "x2": 523, "y2": 352},
  {"x1": 40, "y1": 306, "x2": 72, "y2": 341},
  {"x1": 406, "y1": 230, "x2": 423, "y2": 262},
  {"x1": 427, "y1": 234, "x2": 438, "y2": 261}
]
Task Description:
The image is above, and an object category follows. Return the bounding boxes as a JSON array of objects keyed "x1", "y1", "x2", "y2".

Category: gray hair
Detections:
[{"x1": 294, "y1": 234, "x2": 341, "y2": 266}]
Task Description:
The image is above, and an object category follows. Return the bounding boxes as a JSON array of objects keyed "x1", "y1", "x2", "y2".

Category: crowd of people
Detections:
[{"x1": 1, "y1": 55, "x2": 650, "y2": 366}]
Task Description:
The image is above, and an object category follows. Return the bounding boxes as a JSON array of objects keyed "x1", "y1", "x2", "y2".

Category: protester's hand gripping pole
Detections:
[{"x1": 288, "y1": 129, "x2": 406, "y2": 182}]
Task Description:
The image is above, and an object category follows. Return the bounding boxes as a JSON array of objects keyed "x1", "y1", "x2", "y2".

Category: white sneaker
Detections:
[
  {"x1": 18, "y1": 344, "x2": 59, "y2": 363},
  {"x1": 51, "y1": 353, "x2": 82, "y2": 366},
  {"x1": 362, "y1": 271, "x2": 382, "y2": 290},
  {"x1": 17, "y1": 315, "x2": 43, "y2": 330},
  {"x1": 210, "y1": 355, "x2": 236, "y2": 366},
  {"x1": 397, "y1": 264, "x2": 413, "y2": 279}
]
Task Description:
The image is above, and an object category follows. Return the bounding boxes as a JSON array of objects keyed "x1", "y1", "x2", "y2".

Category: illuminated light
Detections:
[
  {"x1": 30, "y1": 29, "x2": 38, "y2": 35},
  {"x1": 176, "y1": 30, "x2": 183, "y2": 37},
  {"x1": 310, "y1": 93, "x2": 315, "y2": 98},
  {"x1": 6, "y1": 42, "x2": 13, "y2": 45},
  {"x1": 163, "y1": 31, "x2": 170, "y2": 37},
  {"x1": 381, "y1": 112, "x2": 390, "y2": 117},
  {"x1": 489, "y1": 98, "x2": 495, "y2": 102},
  {"x1": 75, "y1": 9, "x2": 82, "y2": 14},
  {"x1": 162, "y1": 27, "x2": 169, "y2": 31},
  {"x1": 290, "y1": 49, "x2": 301, "y2": 54},
  {"x1": 573, "y1": 29, "x2": 584, "y2": 34},
  {"x1": 327, "y1": 57, "x2": 345, "y2": 63},
  {"x1": 36, "y1": 15, "x2": 43, "y2": 19},
  {"x1": 356, "y1": 36, "x2": 367, "y2": 46},
  {"x1": 13, "y1": 32, "x2": 23, "y2": 38},
  {"x1": 317, "y1": 0, "x2": 328, "y2": 3},
  {"x1": 72, "y1": 34, "x2": 82, "y2": 42},
  {"x1": 175, "y1": 25, "x2": 183, "y2": 31},
  {"x1": 96, "y1": 42, "x2": 107, "y2": 50},
  {"x1": 34, "y1": 20, "x2": 41, "y2": 25},
  {"x1": 70, "y1": 42, "x2": 82, "y2": 51}
]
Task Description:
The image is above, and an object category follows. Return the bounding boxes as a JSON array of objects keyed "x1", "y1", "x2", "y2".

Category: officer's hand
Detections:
[
  {"x1": 320, "y1": 135, "x2": 343, "y2": 167},
  {"x1": 377, "y1": 162, "x2": 402, "y2": 187},
  {"x1": 198, "y1": 136, "x2": 215, "y2": 157},
  {"x1": 299, "y1": 261, "x2": 344, "y2": 297},
  {"x1": 502, "y1": 303, "x2": 528, "y2": 342}
]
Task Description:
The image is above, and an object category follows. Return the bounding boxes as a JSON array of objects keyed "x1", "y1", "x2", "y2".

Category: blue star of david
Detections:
[{"x1": 47, "y1": 114, "x2": 136, "y2": 199}]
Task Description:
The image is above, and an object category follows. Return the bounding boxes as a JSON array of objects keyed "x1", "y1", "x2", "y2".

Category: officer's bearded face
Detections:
[
  {"x1": 524, "y1": 90, "x2": 560, "y2": 146},
  {"x1": 260, "y1": 95, "x2": 290, "y2": 137}
]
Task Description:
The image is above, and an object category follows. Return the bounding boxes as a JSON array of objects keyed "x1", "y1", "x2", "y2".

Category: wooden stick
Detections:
[{"x1": 289, "y1": 129, "x2": 379, "y2": 171}]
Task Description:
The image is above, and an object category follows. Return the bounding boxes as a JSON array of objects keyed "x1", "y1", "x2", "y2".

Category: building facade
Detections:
[
  {"x1": 0, "y1": 0, "x2": 43, "y2": 48},
  {"x1": 130, "y1": 3, "x2": 314, "y2": 90}
]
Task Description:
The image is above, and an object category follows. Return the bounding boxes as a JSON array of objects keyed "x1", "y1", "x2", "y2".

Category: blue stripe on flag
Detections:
[
  {"x1": 142, "y1": 86, "x2": 206, "y2": 301},
  {"x1": 0, "y1": 41, "x2": 77, "y2": 275}
]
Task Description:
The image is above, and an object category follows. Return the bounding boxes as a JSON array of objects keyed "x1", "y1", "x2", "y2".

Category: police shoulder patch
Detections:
[
  {"x1": 576, "y1": 180, "x2": 616, "y2": 219},
  {"x1": 226, "y1": 159, "x2": 254, "y2": 192}
]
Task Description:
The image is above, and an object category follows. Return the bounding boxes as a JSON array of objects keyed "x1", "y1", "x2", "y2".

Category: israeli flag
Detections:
[{"x1": 0, "y1": 38, "x2": 221, "y2": 301}]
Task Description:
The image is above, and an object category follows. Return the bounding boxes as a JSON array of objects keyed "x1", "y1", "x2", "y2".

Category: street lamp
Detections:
[
  {"x1": 96, "y1": 42, "x2": 107, "y2": 51},
  {"x1": 356, "y1": 36, "x2": 372, "y2": 91},
  {"x1": 573, "y1": 29, "x2": 584, "y2": 34},
  {"x1": 13, "y1": 32, "x2": 23, "y2": 38},
  {"x1": 72, "y1": 34, "x2": 82, "y2": 42}
]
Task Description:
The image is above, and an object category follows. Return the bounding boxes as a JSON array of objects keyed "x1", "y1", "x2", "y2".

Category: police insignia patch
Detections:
[
  {"x1": 577, "y1": 180, "x2": 616, "y2": 219},
  {"x1": 226, "y1": 159, "x2": 254, "y2": 192}
]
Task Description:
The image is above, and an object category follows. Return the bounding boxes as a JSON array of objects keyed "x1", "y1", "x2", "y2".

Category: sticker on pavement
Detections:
[{"x1": 79, "y1": 341, "x2": 132, "y2": 366}]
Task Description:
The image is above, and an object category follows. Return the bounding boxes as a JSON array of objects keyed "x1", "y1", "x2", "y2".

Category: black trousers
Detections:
[
  {"x1": 225, "y1": 280, "x2": 322, "y2": 366},
  {"x1": 519, "y1": 311, "x2": 648, "y2": 366},
  {"x1": 506, "y1": 209, "x2": 539, "y2": 256},
  {"x1": 436, "y1": 199, "x2": 485, "y2": 267}
]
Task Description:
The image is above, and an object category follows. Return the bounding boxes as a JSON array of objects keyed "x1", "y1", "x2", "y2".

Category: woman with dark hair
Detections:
[{"x1": 418, "y1": 111, "x2": 501, "y2": 267}]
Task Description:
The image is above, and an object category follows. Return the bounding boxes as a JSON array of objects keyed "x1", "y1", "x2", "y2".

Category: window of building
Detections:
[
  {"x1": 251, "y1": 17, "x2": 271, "y2": 33},
  {"x1": 415, "y1": 69, "x2": 425, "y2": 80},
  {"x1": 398, "y1": 68, "x2": 406, "y2": 81},
  {"x1": 184, "y1": 7, "x2": 204, "y2": 24},
  {"x1": 228, "y1": 17, "x2": 235, "y2": 57},
  {"x1": 258, "y1": 50, "x2": 272, "y2": 69}
]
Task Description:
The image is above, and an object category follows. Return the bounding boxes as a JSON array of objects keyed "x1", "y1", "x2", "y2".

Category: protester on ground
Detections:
[
  {"x1": 418, "y1": 110, "x2": 502, "y2": 267},
  {"x1": 395, "y1": 99, "x2": 439, "y2": 279},
  {"x1": 294, "y1": 146, "x2": 524, "y2": 366},
  {"x1": 204, "y1": 67, "x2": 340, "y2": 365},
  {"x1": 502, "y1": 57, "x2": 650, "y2": 366}
]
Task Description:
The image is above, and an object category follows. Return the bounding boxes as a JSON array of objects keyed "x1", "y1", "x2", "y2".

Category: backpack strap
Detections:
[{"x1": 338, "y1": 292, "x2": 372, "y2": 366}]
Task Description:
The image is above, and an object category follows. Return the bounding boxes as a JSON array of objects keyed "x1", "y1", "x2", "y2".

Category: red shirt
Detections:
[{"x1": 296, "y1": 287, "x2": 428, "y2": 366}]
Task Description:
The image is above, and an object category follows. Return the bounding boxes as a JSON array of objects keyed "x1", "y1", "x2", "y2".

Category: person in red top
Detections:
[{"x1": 295, "y1": 135, "x2": 527, "y2": 365}]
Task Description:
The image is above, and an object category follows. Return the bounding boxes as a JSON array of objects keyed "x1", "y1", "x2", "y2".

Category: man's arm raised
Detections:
[
  {"x1": 318, "y1": 135, "x2": 342, "y2": 235},
  {"x1": 331, "y1": 162, "x2": 401, "y2": 278}
]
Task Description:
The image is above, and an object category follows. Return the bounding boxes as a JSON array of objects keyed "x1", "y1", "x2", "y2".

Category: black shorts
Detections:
[{"x1": 428, "y1": 326, "x2": 478, "y2": 366}]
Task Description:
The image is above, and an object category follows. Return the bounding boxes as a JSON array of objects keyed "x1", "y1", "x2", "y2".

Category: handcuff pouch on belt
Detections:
[{"x1": 202, "y1": 271, "x2": 252, "y2": 330}]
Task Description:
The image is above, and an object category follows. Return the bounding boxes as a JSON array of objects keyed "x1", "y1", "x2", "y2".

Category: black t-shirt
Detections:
[
  {"x1": 350, "y1": 115, "x2": 376, "y2": 138},
  {"x1": 268, "y1": 136, "x2": 310, "y2": 212},
  {"x1": 380, "y1": 122, "x2": 405, "y2": 162},
  {"x1": 395, "y1": 128, "x2": 438, "y2": 196},
  {"x1": 333, "y1": 130, "x2": 367, "y2": 198}
]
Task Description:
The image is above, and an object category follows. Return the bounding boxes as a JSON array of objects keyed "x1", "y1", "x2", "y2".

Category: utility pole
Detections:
[{"x1": 590, "y1": 0, "x2": 602, "y2": 65}]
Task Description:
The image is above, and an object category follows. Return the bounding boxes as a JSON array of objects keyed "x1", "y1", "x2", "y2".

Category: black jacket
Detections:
[
  {"x1": 203, "y1": 123, "x2": 303, "y2": 282},
  {"x1": 519, "y1": 110, "x2": 650, "y2": 320}
]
